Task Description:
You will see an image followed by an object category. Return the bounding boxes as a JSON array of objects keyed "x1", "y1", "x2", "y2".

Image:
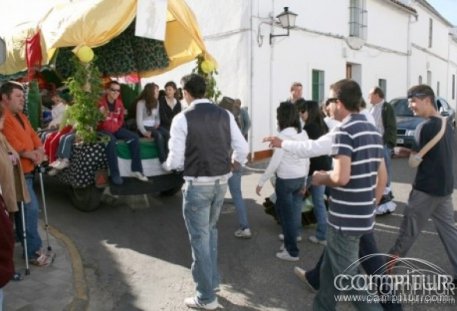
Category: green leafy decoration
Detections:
[
  {"x1": 192, "y1": 54, "x2": 221, "y2": 102},
  {"x1": 65, "y1": 56, "x2": 104, "y2": 143}
]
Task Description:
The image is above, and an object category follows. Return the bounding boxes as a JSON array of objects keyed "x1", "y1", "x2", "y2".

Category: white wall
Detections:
[{"x1": 145, "y1": 0, "x2": 457, "y2": 156}]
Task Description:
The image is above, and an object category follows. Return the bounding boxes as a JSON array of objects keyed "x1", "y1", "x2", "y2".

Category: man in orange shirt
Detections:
[{"x1": 1, "y1": 81, "x2": 51, "y2": 266}]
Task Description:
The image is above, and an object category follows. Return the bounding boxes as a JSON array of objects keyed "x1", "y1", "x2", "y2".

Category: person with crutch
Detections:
[
  {"x1": 1, "y1": 81, "x2": 52, "y2": 267},
  {"x1": 0, "y1": 102, "x2": 31, "y2": 278}
]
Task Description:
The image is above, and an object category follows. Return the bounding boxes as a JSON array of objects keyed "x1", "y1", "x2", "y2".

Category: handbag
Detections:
[{"x1": 408, "y1": 117, "x2": 446, "y2": 168}]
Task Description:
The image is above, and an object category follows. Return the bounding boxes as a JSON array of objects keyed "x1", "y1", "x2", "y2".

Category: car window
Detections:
[{"x1": 390, "y1": 98, "x2": 413, "y2": 117}]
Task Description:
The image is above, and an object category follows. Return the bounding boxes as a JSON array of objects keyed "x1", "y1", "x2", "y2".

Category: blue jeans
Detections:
[
  {"x1": 15, "y1": 175, "x2": 42, "y2": 258},
  {"x1": 310, "y1": 185, "x2": 327, "y2": 241},
  {"x1": 275, "y1": 176, "x2": 305, "y2": 257},
  {"x1": 228, "y1": 168, "x2": 249, "y2": 229},
  {"x1": 383, "y1": 145, "x2": 392, "y2": 186},
  {"x1": 100, "y1": 128, "x2": 143, "y2": 179},
  {"x1": 57, "y1": 133, "x2": 76, "y2": 159},
  {"x1": 145, "y1": 126, "x2": 169, "y2": 163},
  {"x1": 314, "y1": 227, "x2": 382, "y2": 310},
  {"x1": 182, "y1": 180, "x2": 227, "y2": 304}
]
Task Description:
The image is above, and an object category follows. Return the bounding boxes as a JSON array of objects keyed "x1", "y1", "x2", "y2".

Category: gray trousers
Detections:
[{"x1": 390, "y1": 189, "x2": 457, "y2": 277}]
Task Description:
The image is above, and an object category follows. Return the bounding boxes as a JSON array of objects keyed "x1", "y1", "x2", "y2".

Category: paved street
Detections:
[{"x1": 26, "y1": 154, "x2": 457, "y2": 311}]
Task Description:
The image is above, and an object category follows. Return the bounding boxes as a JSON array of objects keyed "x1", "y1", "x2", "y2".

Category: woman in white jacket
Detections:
[
  {"x1": 256, "y1": 103, "x2": 309, "y2": 261},
  {"x1": 135, "y1": 83, "x2": 169, "y2": 163}
]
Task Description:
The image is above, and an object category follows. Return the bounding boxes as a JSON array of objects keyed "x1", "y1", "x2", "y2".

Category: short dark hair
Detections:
[
  {"x1": 164, "y1": 81, "x2": 177, "y2": 90},
  {"x1": 407, "y1": 84, "x2": 435, "y2": 104},
  {"x1": 277, "y1": 102, "x2": 301, "y2": 132},
  {"x1": 106, "y1": 80, "x2": 120, "y2": 89},
  {"x1": 0, "y1": 81, "x2": 24, "y2": 99},
  {"x1": 181, "y1": 74, "x2": 206, "y2": 99},
  {"x1": 372, "y1": 86, "x2": 385, "y2": 99},
  {"x1": 330, "y1": 79, "x2": 362, "y2": 112}
]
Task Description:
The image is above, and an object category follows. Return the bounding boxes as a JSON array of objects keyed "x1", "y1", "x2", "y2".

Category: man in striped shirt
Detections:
[{"x1": 311, "y1": 79, "x2": 386, "y2": 310}]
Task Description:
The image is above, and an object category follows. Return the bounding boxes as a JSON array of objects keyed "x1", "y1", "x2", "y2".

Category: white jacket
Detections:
[{"x1": 258, "y1": 127, "x2": 309, "y2": 187}]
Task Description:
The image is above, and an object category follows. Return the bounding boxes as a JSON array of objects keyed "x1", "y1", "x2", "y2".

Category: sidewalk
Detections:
[{"x1": 3, "y1": 222, "x2": 86, "y2": 311}]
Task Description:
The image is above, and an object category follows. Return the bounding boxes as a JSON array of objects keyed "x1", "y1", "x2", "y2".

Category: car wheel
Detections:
[{"x1": 70, "y1": 185, "x2": 103, "y2": 212}]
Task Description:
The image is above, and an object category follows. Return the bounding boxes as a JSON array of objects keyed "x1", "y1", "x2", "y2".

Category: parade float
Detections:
[{"x1": 0, "y1": 0, "x2": 218, "y2": 211}]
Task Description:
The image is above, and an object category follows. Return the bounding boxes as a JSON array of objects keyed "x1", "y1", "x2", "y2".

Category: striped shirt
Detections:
[{"x1": 328, "y1": 113, "x2": 383, "y2": 234}]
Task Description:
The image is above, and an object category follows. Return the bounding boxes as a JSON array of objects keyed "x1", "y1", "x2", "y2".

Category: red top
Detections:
[{"x1": 97, "y1": 95, "x2": 125, "y2": 133}]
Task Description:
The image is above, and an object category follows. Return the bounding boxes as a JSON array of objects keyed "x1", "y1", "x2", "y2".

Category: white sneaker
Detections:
[
  {"x1": 54, "y1": 158, "x2": 70, "y2": 170},
  {"x1": 234, "y1": 228, "x2": 252, "y2": 239},
  {"x1": 131, "y1": 171, "x2": 148, "y2": 182},
  {"x1": 184, "y1": 296, "x2": 219, "y2": 310},
  {"x1": 308, "y1": 235, "x2": 327, "y2": 246},
  {"x1": 276, "y1": 249, "x2": 299, "y2": 261},
  {"x1": 278, "y1": 233, "x2": 302, "y2": 242}
]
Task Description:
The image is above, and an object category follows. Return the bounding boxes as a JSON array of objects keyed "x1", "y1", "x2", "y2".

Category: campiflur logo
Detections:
[{"x1": 333, "y1": 254, "x2": 456, "y2": 305}]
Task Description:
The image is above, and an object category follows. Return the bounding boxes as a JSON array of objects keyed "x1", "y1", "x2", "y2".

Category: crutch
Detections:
[
  {"x1": 38, "y1": 165, "x2": 52, "y2": 253},
  {"x1": 20, "y1": 201, "x2": 31, "y2": 275}
]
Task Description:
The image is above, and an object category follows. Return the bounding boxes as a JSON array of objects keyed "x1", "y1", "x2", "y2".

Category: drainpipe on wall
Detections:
[{"x1": 249, "y1": 0, "x2": 254, "y2": 161}]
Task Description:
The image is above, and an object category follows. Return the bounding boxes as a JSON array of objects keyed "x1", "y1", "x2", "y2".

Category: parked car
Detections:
[{"x1": 390, "y1": 97, "x2": 455, "y2": 148}]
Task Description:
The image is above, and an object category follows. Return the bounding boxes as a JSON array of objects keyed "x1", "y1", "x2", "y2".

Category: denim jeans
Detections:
[
  {"x1": 228, "y1": 167, "x2": 249, "y2": 229},
  {"x1": 145, "y1": 126, "x2": 169, "y2": 163},
  {"x1": 310, "y1": 185, "x2": 327, "y2": 241},
  {"x1": 15, "y1": 175, "x2": 42, "y2": 258},
  {"x1": 314, "y1": 227, "x2": 382, "y2": 310},
  {"x1": 275, "y1": 176, "x2": 305, "y2": 257},
  {"x1": 182, "y1": 180, "x2": 227, "y2": 304},
  {"x1": 383, "y1": 145, "x2": 392, "y2": 186},
  {"x1": 100, "y1": 128, "x2": 143, "y2": 179},
  {"x1": 57, "y1": 133, "x2": 76, "y2": 159}
]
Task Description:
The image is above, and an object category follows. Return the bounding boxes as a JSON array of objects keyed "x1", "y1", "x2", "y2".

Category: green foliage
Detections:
[
  {"x1": 192, "y1": 54, "x2": 221, "y2": 102},
  {"x1": 65, "y1": 56, "x2": 104, "y2": 143}
]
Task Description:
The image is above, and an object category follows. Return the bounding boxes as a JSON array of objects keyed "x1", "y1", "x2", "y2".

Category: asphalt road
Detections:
[{"x1": 41, "y1": 155, "x2": 457, "y2": 311}]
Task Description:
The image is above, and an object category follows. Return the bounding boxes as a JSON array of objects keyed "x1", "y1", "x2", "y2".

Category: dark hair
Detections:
[
  {"x1": 164, "y1": 81, "x2": 177, "y2": 90},
  {"x1": 372, "y1": 86, "x2": 385, "y2": 99},
  {"x1": 0, "y1": 102, "x2": 3, "y2": 118},
  {"x1": 136, "y1": 83, "x2": 159, "y2": 115},
  {"x1": 407, "y1": 84, "x2": 435, "y2": 105},
  {"x1": 0, "y1": 81, "x2": 24, "y2": 99},
  {"x1": 302, "y1": 100, "x2": 328, "y2": 134},
  {"x1": 277, "y1": 102, "x2": 301, "y2": 132},
  {"x1": 330, "y1": 79, "x2": 362, "y2": 112},
  {"x1": 181, "y1": 74, "x2": 206, "y2": 99},
  {"x1": 106, "y1": 80, "x2": 120, "y2": 89}
]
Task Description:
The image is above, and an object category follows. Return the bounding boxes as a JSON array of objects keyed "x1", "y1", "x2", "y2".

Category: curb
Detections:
[{"x1": 48, "y1": 225, "x2": 89, "y2": 311}]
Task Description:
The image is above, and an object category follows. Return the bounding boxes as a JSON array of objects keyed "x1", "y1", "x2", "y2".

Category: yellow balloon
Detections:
[
  {"x1": 76, "y1": 45, "x2": 94, "y2": 63},
  {"x1": 201, "y1": 59, "x2": 215, "y2": 74}
]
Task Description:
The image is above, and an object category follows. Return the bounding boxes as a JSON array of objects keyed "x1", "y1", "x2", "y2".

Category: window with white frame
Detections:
[
  {"x1": 349, "y1": 0, "x2": 367, "y2": 39},
  {"x1": 312, "y1": 70, "x2": 325, "y2": 103}
]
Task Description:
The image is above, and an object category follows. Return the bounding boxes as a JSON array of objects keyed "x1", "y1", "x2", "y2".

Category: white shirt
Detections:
[
  {"x1": 360, "y1": 108, "x2": 376, "y2": 126},
  {"x1": 370, "y1": 100, "x2": 385, "y2": 135},
  {"x1": 164, "y1": 99, "x2": 249, "y2": 183},
  {"x1": 282, "y1": 128, "x2": 336, "y2": 159},
  {"x1": 48, "y1": 102, "x2": 66, "y2": 128},
  {"x1": 324, "y1": 117, "x2": 341, "y2": 131},
  {"x1": 258, "y1": 127, "x2": 310, "y2": 187},
  {"x1": 136, "y1": 100, "x2": 160, "y2": 136}
]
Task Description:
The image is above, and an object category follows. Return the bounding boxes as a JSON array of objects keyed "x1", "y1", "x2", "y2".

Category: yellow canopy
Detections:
[{"x1": 0, "y1": 0, "x2": 215, "y2": 77}]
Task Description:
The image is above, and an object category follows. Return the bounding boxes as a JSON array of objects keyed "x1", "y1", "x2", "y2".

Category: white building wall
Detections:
[{"x1": 147, "y1": 0, "x2": 456, "y2": 156}]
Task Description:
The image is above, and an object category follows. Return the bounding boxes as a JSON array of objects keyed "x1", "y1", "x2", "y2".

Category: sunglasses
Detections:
[
  {"x1": 110, "y1": 88, "x2": 121, "y2": 93},
  {"x1": 407, "y1": 92, "x2": 428, "y2": 99}
]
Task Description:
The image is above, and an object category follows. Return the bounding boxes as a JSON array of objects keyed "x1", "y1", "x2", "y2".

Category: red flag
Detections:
[{"x1": 25, "y1": 30, "x2": 43, "y2": 80}]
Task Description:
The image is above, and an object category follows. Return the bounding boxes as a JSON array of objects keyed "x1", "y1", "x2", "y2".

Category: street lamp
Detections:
[{"x1": 269, "y1": 7, "x2": 298, "y2": 44}]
